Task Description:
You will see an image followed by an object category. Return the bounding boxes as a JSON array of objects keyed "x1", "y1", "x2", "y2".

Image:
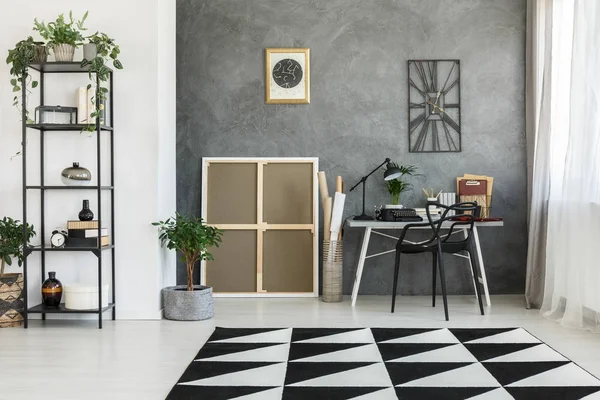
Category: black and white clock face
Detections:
[
  {"x1": 408, "y1": 60, "x2": 461, "y2": 152},
  {"x1": 51, "y1": 231, "x2": 66, "y2": 248},
  {"x1": 272, "y1": 58, "x2": 303, "y2": 89}
]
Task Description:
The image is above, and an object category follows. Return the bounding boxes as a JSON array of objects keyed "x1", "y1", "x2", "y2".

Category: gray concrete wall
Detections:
[{"x1": 176, "y1": 0, "x2": 527, "y2": 295}]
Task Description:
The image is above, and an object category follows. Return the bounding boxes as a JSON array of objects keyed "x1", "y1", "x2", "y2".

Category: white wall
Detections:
[{"x1": 0, "y1": 0, "x2": 176, "y2": 319}]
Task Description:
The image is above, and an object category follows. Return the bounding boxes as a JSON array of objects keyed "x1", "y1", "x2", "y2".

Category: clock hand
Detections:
[{"x1": 426, "y1": 101, "x2": 445, "y2": 113}]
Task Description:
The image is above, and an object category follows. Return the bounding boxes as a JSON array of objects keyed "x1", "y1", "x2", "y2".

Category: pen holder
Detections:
[
  {"x1": 427, "y1": 197, "x2": 438, "y2": 202},
  {"x1": 322, "y1": 240, "x2": 342, "y2": 303}
]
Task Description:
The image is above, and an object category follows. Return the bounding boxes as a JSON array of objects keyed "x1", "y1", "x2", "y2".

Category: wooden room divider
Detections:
[{"x1": 201, "y1": 158, "x2": 319, "y2": 297}]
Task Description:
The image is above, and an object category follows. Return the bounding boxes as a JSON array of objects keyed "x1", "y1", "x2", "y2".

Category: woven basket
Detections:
[{"x1": 322, "y1": 240, "x2": 343, "y2": 302}]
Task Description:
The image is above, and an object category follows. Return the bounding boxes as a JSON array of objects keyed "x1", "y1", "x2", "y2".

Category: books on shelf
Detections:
[
  {"x1": 76, "y1": 87, "x2": 87, "y2": 123},
  {"x1": 68, "y1": 228, "x2": 108, "y2": 238},
  {"x1": 67, "y1": 220, "x2": 99, "y2": 230},
  {"x1": 66, "y1": 236, "x2": 110, "y2": 248}
]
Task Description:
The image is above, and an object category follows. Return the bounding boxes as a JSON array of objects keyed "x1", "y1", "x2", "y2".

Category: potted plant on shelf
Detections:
[
  {"x1": 33, "y1": 11, "x2": 88, "y2": 62},
  {"x1": 0, "y1": 217, "x2": 35, "y2": 328},
  {"x1": 153, "y1": 213, "x2": 223, "y2": 321},
  {"x1": 384, "y1": 162, "x2": 417, "y2": 206}
]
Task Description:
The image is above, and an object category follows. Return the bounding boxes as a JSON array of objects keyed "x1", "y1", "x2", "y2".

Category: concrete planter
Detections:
[
  {"x1": 162, "y1": 285, "x2": 214, "y2": 321},
  {"x1": 83, "y1": 44, "x2": 97, "y2": 60}
]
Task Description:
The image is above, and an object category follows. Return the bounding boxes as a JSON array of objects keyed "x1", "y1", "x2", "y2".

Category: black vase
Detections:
[
  {"x1": 41, "y1": 272, "x2": 63, "y2": 307},
  {"x1": 78, "y1": 199, "x2": 94, "y2": 221}
]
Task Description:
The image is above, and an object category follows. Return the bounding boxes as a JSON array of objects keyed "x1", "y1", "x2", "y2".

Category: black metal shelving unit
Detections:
[{"x1": 21, "y1": 62, "x2": 115, "y2": 329}]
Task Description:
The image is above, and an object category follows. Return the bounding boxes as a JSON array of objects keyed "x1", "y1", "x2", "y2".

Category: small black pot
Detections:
[{"x1": 78, "y1": 199, "x2": 94, "y2": 221}]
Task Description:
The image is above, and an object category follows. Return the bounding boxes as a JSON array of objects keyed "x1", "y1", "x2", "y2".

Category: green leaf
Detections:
[
  {"x1": 10, "y1": 78, "x2": 17, "y2": 86},
  {"x1": 32, "y1": 81, "x2": 38, "y2": 88},
  {"x1": 113, "y1": 59, "x2": 123, "y2": 69},
  {"x1": 13, "y1": 86, "x2": 20, "y2": 92}
]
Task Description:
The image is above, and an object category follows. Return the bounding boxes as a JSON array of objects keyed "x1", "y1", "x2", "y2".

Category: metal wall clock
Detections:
[{"x1": 408, "y1": 60, "x2": 461, "y2": 152}]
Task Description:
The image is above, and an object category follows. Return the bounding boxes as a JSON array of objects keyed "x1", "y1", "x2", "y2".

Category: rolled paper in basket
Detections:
[
  {"x1": 335, "y1": 176, "x2": 343, "y2": 241},
  {"x1": 318, "y1": 171, "x2": 329, "y2": 204},
  {"x1": 323, "y1": 196, "x2": 332, "y2": 237}
]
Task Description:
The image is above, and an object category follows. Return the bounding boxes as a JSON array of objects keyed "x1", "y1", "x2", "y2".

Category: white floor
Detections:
[{"x1": 1, "y1": 295, "x2": 600, "y2": 399}]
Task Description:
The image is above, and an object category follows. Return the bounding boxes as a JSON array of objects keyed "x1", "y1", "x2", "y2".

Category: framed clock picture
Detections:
[
  {"x1": 265, "y1": 48, "x2": 310, "y2": 104},
  {"x1": 408, "y1": 59, "x2": 461, "y2": 152}
]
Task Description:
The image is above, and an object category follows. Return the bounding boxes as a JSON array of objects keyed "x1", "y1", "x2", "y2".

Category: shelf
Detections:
[
  {"x1": 27, "y1": 123, "x2": 113, "y2": 131},
  {"x1": 28, "y1": 303, "x2": 115, "y2": 314},
  {"x1": 29, "y1": 62, "x2": 113, "y2": 74},
  {"x1": 28, "y1": 245, "x2": 114, "y2": 253},
  {"x1": 26, "y1": 186, "x2": 114, "y2": 190}
]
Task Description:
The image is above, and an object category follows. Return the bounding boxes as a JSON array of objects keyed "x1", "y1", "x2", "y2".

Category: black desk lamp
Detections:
[{"x1": 350, "y1": 158, "x2": 403, "y2": 220}]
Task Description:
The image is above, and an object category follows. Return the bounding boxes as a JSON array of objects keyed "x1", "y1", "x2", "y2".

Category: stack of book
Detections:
[
  {"x1": 415, "y1": 207, "x2": 442, "y2": 216},
  {"x1": 67, "y1": 220, "x2": 109, "y2": 248}
]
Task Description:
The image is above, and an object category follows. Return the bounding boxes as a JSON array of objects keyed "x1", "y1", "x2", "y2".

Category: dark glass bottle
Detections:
[
  {"x1": 42, "y1": 272, "x2": 63, "y2": 307},
  {"x1": 78, "y1": 199, "x2": 94, "y2": 221}
]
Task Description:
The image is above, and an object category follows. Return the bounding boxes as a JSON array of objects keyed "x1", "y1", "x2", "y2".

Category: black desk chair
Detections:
[{"x1": 391, "y1": 202, "x2": 485, "y2": 321}]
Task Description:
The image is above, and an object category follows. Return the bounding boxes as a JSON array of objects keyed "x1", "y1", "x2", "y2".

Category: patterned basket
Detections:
[{"x1": 322, "y1": 240, "x2": 343, "y2": 303}]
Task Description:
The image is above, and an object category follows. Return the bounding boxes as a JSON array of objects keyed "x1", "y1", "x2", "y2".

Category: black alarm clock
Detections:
[{"x1": 50, "y1": 229, "x2": 68, "y2": 248}]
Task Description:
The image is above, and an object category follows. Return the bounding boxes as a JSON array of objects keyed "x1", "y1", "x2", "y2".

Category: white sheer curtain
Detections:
[{"x1": 536, "y1": 0, "x2": 600, "y2": 330}]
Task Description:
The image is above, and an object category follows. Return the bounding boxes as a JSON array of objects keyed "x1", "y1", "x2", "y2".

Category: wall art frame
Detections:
[{"x1": 265, "y1": 48, "x2": 310, "y2": 104}]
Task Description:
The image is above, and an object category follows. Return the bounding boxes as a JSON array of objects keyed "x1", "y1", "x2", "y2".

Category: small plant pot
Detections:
[
  {"x1": 53, "y1": 44, "x2": 75, "y2": 62},
  {"x1": 83, "y1": 44, "x2": 97, "y2": 60},
  {"x1": 33, "y1": 45, "x2": 47, "y2": 64},
  {"x1": 162, "y1": 285, "x2": 214, "y2": 321}
]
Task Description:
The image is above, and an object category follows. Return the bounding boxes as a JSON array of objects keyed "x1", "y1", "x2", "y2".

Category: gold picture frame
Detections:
[{"x1": 265, "y1": 48, "x2": 310, "y2": 104}]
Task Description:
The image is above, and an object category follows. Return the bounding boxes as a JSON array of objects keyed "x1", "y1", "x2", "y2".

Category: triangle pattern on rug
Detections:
[
  {"x1": 377, "y1": 343, "x2": 455, "y2": 362},
  {"x1": 285, "y1": 361, "x2": 376, "y2": 385},
  {"x1": 464, "y1": 327, "x2": 541, "y2": 344},
  {"x1": 377, "y1": 328, "x2": 461, "y2": 344},
  {"x1": 386, "y1": 343, "x2": 478, "y2": 363},
  {"x1": 485, "y1": 343, "x2": 568, "y2": 363},
  {"x1": 282, "y1": 386, "x2": 390, "y2": 400},
  {"x1": 482, "y1": 361, "x2": 570, "y2": 386},
  {"x1": 398, "y1": 362, "x2": 501, "y2": 387},
  {"x1": 179, "y1": 362, "x2": 286, "y2": 386},
  {"x1": 292, "y1": 328, "x2": 373, "y2": 343},
  {"x1": 507, "y1": 362, "x2": 600, "y2": 387},
  {"x1": 464, "y1": 343, "x2": 541, "y2": 362},
  {"x1": 352, "y1": 387, "x2": 399, "y2": 399},
  {"x1": 210, "y1": 328, "x2": 292, "y2": 343},
  {"x1": 505, "y1": 386, "x2": 600, "y2": 400},
  {"x1": 287, "y1": 362, "x2": 393, "y2": 387},
  {"x1": 207, "y1": 327, "x2": 285, "y2": 342},
  {"x1": 394, "y1": 387, "x2": 497, "y2": 400},
  {"x1": 385, "y1": 362, "x2": 472, "y2": 386},
  {"x1": 371, "y1": 328, "x2": 439, "y2": 343},
  {"x1": 166, "y1": 385, "x2": 279, "y2": 400},
  {"x1": 467, "y1": 387, "x2": 515, "y2": 399},
  {"x1": 449, "y1": 328, "x2": 517, "y2": 343},
  {"x1": 233, "y1": 386, "x2": 284, "y2": 400},
  {"x1": 194, "y1": 342, "x2": 290, "y2": 362},
  {"x1": 289, "y1": 343, "x2": 383, "y2": 362}
]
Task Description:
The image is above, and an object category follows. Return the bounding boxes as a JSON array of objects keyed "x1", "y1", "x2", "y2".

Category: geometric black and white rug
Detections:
[{"x1": 166, "y1": 327, "x2": 600, "y2": 400}]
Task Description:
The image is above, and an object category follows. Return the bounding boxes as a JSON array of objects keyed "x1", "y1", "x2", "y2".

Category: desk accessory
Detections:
[
  {"x1": 35, "y1": 105, "x2": 77, "y2": 124},
  {"x1": 61, "y1": 162, "x2": 91, "y2": 186},
  {"x1": 350, "y1": 158, "x2": 402, "y2": 220},
  {"x1": 457, "y1": 174, "x2": 494, "y2": 217},
  {"x1": 41, "y1": 272, "x2": 62, "y2": 307},
  {"x1": 376, "y1": 208, "x2": 423, "y2": 222}
]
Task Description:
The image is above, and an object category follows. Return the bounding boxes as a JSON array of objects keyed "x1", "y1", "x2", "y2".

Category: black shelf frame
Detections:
[{"x1": 21, "y1": 62, "x2": 116, "y2": 329}]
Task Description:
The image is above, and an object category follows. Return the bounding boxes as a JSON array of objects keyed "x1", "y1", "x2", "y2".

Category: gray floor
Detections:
[{"x1": 1, "y1": 295, "x2": 599, "y2": 399}]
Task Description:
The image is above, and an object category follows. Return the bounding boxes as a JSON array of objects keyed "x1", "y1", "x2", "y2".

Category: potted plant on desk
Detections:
[
  {"x1": 384, "y1": 162, "x2": 417, "y2": 206},
  {"x1": 153, "y1": 213, "x2": 223, "y2": 321},
  {"x1": 0, "y1": 217, "x2": 35, "y2": 328}
]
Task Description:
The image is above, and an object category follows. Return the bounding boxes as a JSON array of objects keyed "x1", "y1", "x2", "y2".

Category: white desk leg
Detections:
[
  {"x1": 473, "y1": 226, "x2": 491, "y2": 307},
  {"x1": 463, "y1": 228, "x2": 478, "y2": 300},
  {"x1": 351, "y1": 227, "x2": 371, "y2": 307}
]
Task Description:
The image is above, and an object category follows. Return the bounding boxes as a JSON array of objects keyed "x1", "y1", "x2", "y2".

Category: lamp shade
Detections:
[{"x1": 384, "y1": 163, "x2": 402, "y2": 181}]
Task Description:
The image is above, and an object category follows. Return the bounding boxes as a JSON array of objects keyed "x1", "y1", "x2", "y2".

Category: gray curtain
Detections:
[{"x1": 525, "y1": 0, "x2": 552, "y2": 309}]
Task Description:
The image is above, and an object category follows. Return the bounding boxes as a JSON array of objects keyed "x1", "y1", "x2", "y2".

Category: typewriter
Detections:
[{"x1": 376, "y1": 207, "x2": 423, "y2": 222}]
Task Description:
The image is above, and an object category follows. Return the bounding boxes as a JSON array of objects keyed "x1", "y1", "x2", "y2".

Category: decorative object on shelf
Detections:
[
  {"x1": 67, "y1": 220, "x2": 98, "y2": 230},
  {"x1": 349, "y1": 158, "x2": 403, "y2": 220},
  {"x1": 34, "y1": 105, "x2": 77, "y2": 124},
  {"x1": 33, "y1": 11, "x2": 88, "y2": 62},
  {"x1": 408, "y1": 59, "x2": 461, "y2": 152},
  {"x1": 50, "y1": 229, "x2": 67, "y2": 248},
  {"x1": 67, "y1": 236, "x2": 109, "y2": 248},
  {"x1": 41, "y1": 272, "x2": 63, "y2": 307},
  {"x1": 64, "y1": 283, "x2": 109, "y2": 310},
  {"x1": 154, "y1": 213, "x2": 223, "y2": 320},
  {"x1": 83, "y1": 43, "x2": 97, "y2": 60},
  {"x1": 457, "y1": 174, "x2": 494, "y2": 218},
  {"x1": 68, "y1": 227, "x2": 107, "y2": 238},
  {"x1": 61, "y1": 162, "x2": 91, "y2": 186},
  {"x1": 33, "y1": 44, "x2": 47, "y2": 64},
  {"x1": 78, "y1": 200, "x2": 94, "y2": 221},
  {"x1": 76, "y1": 87, "x2": 87, "y2": 123},
  {"x1": 422, "y1": 188, "x2": 442, "y2": 202},
  {"x1": 385, "y1": 163, "x2": 417, "y2": 206},
  {"x1": 0, "y1": 217, "x2": 35, "y2": 328},
  {"x1": 265, "y1": 48, "x2": 310, "y2": 104}
]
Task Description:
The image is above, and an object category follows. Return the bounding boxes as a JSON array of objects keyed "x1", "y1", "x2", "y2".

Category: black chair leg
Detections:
[
  {"x1": 437, "y1": 243, "x2": 449, "y2": 321},
  {"x1": 432, "y1": 252, "x2": 437, "y2": 307},
  {"x1": 391, "y1": 251, "x2": 401, "y2": 313},
  {"x1": 468, "y1": 247, "x2": 485, "y2": 316}
]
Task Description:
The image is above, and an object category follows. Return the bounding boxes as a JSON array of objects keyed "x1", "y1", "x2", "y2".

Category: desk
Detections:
[{"x1": 346, "y1": 219, "x2": 503, "y2": 307}]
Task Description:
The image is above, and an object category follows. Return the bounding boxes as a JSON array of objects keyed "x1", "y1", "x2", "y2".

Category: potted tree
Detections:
[
  {"x1": 153, "y1": 213, "x2": 223, "y2": 321},
  {"x1": 384, "y1": 162, "x2": 417, "y2": 206},
  {"x1": 0, "y1": 217, "x2": 35, "y2": 328},
  {"x1": 33, "y1": 11, "x2": 88, "y2": 62}
]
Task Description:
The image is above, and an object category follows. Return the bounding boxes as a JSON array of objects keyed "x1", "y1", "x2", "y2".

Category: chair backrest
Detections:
[{"x1": 425, "y1": 201, "x2": 477, "y2": 245}]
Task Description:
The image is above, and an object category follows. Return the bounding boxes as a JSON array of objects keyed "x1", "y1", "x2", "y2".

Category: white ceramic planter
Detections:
[
  {"x1": 83, "y1": 44, "x2": 97, "y2": 60},
  {"x1": 64, "y1": 283, "x2": 109, "y2": 310},
  {"x1": 53, "y1": 44, "x2": 75, "y2": 62}
]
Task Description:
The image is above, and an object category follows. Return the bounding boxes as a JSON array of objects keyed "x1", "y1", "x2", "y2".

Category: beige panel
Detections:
[
  {"x1": 207, "y1": 163, "x2": 257, "y2": 224},
  {"x1": 207, "y1": 230, "x2": 257, "y2": 293},
  {"x1": 263, "y1": 230, "x2": 313, "y2": 293},
  {"x1": 263, "y1": 163, "x2": 313, "y2": 224}
]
